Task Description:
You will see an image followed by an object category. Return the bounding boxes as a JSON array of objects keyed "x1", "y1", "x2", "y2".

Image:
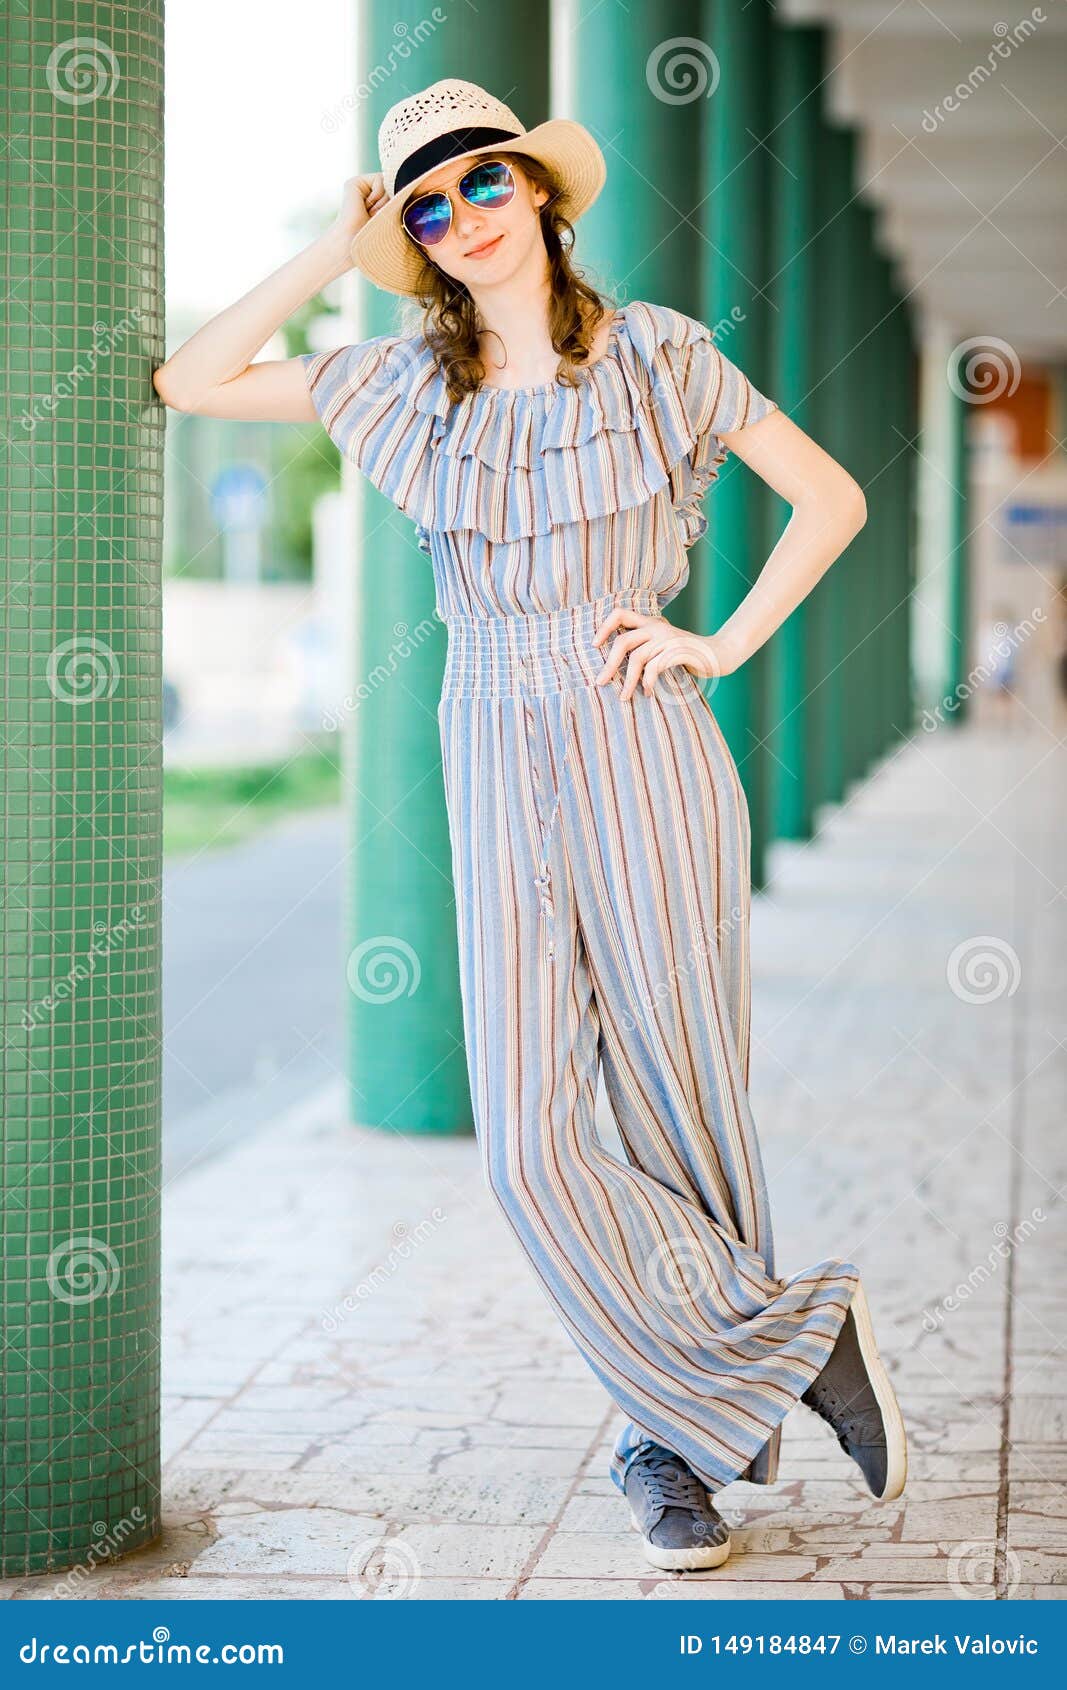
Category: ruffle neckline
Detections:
[{"x1": 348, "y1": 300, "x2": 728, "y2": 545}]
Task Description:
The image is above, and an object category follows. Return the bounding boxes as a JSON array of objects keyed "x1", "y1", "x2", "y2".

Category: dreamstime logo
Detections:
[
  {"x1": 321, "y1": 613, "x2": 441, "y2": 731},
  {"x1": 22, "y1": 906, "x2": 148, "y2": 1031},
  {"x1": 346, "y1": 935, "x2": 422, "y2": 1002},
  {"x1": 920, "y1": 9, "x2": 1046, "y2": 132},
  {"x1": 644, "y1": 1235, "x2": 714, "y2": 1309},
  {"x1": 920, "y1": 607, "x2": 1045, "y2": 731},
  {"x1": 668, "y1": 635, "x2": 727, "y2": 695},
  {"x1": 646, "y1": 37, "x2": 720, "y2": 104},
  {"x1": 321, "y1": 11, "x2": 447, "y2": 133},
  {"x1": 948, "y1": 336, "x2": 1022, "y2": 404},
  {"x1": 46, "y1": 1236, "x2": 121, "y2": 1305},
  {"x1": 347, "y1": 1537, "x2": 422, "y2": 1598},
  {"x1": 20, "y1": 310, "x2": 147, "y2": 432},
  {"x1": 46, "y1": 37, "x2": 121, "y2": 105},
  {"x1": 709, "y1": 305, "x2": 748, "y2": 343},
  {"x1": 948, "y1": 1540, "x2": 1021, "y2": 1598},
  {"x1": 46, "y1": 636, "x2": 121, "y2": 704},
  {"x1": 620, "y1": 905, "x2": 745, "y2": 1033},
  {"x1": 922, "y1": 1208, "x2": 1046, "y2": 1332},
  {"x1": 52, "y1": 1510, "x2": 148, "y2": 1598},
  {"x1": 319, "y1": 1210, "x2": 447, "y2": 1331},
  {"x1": 946, "y1": 935, "x2": 1021, "y2": 1004}
]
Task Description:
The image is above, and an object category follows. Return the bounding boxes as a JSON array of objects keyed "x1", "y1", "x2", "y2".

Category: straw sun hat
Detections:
[{"x1": 349, "y1": 78, "x2": 607, "y2": 297}]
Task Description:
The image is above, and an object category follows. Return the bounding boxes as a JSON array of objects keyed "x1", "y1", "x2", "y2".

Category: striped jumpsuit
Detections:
[{"x1": 303, "y1": 300, "x2": 859, "y2": 1495}]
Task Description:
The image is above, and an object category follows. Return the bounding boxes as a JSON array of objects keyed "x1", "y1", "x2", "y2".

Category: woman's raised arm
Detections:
[{"x1": 151, "y1": 173, "x2": 387, "y2": 422}]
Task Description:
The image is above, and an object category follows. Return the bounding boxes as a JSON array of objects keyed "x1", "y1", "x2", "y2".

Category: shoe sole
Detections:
[
  {"x1": 850, "y1": 1279, "x2": 908, "y2": 1501},
  {"x1": 628, "y1": 1508, "x2": 731, "y2": 1571}
]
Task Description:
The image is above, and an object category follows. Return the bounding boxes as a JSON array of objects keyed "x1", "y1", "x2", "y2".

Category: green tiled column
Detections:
[
  {"x1": 700, "y1": 0, "x2": 776, "y2": 890},
  {"x1": 571, "y1": 0, "x2": 704, "y2": 631},
  {"x1": 765, "y1": 23, "x2": 824, "y2": 842},
  {"x1": 348, "y1": 4, "x2": 550, "y2": 1133},
  {"x1": 1, "y1": 7, "x2": 163, "y2": 1574}
]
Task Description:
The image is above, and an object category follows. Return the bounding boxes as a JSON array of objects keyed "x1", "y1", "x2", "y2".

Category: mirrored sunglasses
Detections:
[{"x1": 401, "y1": 159, "x2": 517, "y2": 248}]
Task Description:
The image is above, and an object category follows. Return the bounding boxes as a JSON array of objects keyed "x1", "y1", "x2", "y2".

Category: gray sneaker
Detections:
[
  {"x1": 623, "y1": 1441, "x2": 731, "y2": 1571},
  {"x1": 802, "y1": 1280, "x2": 907, "y2": 1500}
]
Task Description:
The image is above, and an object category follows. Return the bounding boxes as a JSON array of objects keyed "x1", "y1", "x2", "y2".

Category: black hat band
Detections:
[{"x1": 393, "y1": 125, "x2": 522, "y2": 195}]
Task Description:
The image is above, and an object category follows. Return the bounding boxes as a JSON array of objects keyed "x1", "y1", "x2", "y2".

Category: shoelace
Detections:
[
  {"x1": 630, "y1": 1449, "x2": 710, "y2": 1512},
  {"x1": 805, "y1": 1379, "x2": 867, "y2": 1444}
]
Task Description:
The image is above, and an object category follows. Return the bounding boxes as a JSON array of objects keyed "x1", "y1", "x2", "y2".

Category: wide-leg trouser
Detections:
[{"x1": 437, "y1": 590, "x2": 858, "y2": 1494}]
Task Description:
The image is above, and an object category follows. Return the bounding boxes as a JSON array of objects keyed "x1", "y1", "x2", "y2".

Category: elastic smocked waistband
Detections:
[{"x1": 440, "y1": 589, "x2": 663, "y2": 699}]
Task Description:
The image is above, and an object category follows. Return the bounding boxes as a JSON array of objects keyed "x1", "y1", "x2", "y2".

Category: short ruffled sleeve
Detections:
[
  {"x1": 302, "y1": 334, "x2": 438, "y2": 554},
  {"x1": 657, "y1": 314, "x2": 779, "y2": 549}
]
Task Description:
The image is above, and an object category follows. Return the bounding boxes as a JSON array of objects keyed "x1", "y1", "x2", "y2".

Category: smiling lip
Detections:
[{"x1": 465, "y1": 231, "x2": 505, "y2": 258}]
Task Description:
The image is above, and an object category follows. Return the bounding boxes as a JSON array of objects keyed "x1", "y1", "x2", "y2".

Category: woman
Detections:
[{"x1": 154, "y1": 78, "x2": 907, "y2": 1575}]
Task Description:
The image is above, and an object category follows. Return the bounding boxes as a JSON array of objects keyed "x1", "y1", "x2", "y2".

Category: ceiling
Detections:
[{"x1": 781, "y1": 0, "x2": 1067, "y2": 362}]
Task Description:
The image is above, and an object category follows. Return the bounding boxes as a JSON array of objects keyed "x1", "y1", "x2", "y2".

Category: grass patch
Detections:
[{"x1": 164, "y1": 740, "x2": 342, "y2": 859}]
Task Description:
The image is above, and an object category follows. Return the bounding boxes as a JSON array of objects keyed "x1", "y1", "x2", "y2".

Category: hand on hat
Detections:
[{"x1": 327, "y1": 173, "x2": 389, "y2": 263}]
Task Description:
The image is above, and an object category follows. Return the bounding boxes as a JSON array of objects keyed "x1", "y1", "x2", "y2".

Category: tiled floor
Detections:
[{"x1": 4, "y1": 716, "x2": 1064, "y2": 1600}]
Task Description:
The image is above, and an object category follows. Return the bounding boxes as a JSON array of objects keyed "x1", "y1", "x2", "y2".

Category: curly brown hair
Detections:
[{"x1": 399, "y1": 151, "x2": 615, "y2": 403}]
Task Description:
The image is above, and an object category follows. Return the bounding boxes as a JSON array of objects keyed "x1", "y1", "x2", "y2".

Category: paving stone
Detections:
[
  {"x1": 1011, "y1": 1398, "x2": 1067, "y2": 1444},
  {"x1": 532, "y1": 1532, "x2": 819, "y2": 1581},
  {"x1": 190, "y1": 1508, "x2": 388, "y2": 1576},
  {"x1": 517, "y1": 1579, "x2": 848, "y2": 1599},
  {"x1": 1005, "y1": 1550, "x2": 1067, "y2": 1584},
  {"x1": 814, "y1": 1557, "x2": 988, "y2": 1585},
  {"x1": 1006, "y1": 1483, "x2": 1067, "y2": 1547},
  {"x1": 1009, "y1": 1445, "x2": 1067, "y2": 1482},
  {"x1": 860, "y1": 1584, "x2": 996, "y2": 1600},
  {"x1": 339, "y1": 1524, "x2": 543, "y2": 1582}
]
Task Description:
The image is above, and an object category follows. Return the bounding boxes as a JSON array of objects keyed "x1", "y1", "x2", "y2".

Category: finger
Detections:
[
  {"x1": 615, "y1": 635, "x2": 660, "y2": 700},
  {"x1": 642, "y1": 653, "x2": 667, "y2": 694},
  {"x1": 596, "y1": 627, "x2": 650, "y2": 684},
  {"x1": 592, "y1": 607, "x2": 645, "y2": 647},
  {"x1": 620, "y1": 647, "x2": 649, "y2": 702}
]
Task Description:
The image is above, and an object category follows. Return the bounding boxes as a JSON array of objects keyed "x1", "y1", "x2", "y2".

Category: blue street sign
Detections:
[{"x1": 210, "y1": 462, "x2": 267, "y2": 532}]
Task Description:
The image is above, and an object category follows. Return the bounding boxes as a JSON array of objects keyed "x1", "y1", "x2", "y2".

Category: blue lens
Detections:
[
  {"x1": 459, "y1": 161, "x2": 514, "y2": 208},
  {"x1": 403, "y1": 192, "x2": 451, "y2": 246}
]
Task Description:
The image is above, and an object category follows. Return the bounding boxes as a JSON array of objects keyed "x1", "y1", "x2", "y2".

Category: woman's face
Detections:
[{"x1": 402, "y1": 156, "x2": 549, "y2": 288}]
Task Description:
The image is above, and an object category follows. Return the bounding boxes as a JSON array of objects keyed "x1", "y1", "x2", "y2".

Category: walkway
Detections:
[{"x1": 3, "y1": 714, "x2": 1063, "y2": 1600}]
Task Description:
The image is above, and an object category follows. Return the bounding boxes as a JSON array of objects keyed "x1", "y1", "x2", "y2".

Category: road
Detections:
[{"x1": 162, "y1": 805, "x2": 346, "y2": 1181}]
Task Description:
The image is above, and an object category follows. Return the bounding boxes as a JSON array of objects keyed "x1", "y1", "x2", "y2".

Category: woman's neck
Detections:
[{"x1": 470, "y1": 273, "x2": 561, "y2": 388}]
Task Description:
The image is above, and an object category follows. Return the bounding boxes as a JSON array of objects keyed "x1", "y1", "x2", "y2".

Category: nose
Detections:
[{"x1": 454, "y1": 203, "x2": 486, "y2": 241}]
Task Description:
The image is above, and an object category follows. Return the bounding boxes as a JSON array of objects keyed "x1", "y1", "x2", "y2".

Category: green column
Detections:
[
  {"x1": 945, "y1": 349, "x2": 971, "y2": 718},
  {"x1": 572, "y1": 0, "x2": 704, "y2": 631},
  {"x1": 886, "y1": 286, "x2": 916, "y2": 745},
  {"x1": 848, "y1": 199, "x2": 882, "y2": 784},
  {"x1": 870, "y1": 243, "x2": 896, "y2": 764},
  {"x1": 1, "y1": 7, "x2": 163, "y2": 1574},
  {"x1": 810, "y1": 121, "x2": 857, "y2": 812},
  {"x1": 699, "y1": 0, "x2": 776, "y2": 890},
  {"x1": 831, "y1": 185, "x2": 865, "y2": 794},
  {"x1": 574, "y1": 0, "x2": 704, "y2": 308},
  {"x1": 765, "y1": 23, "x2": 824, "y2": 842},
  {"x1": 897, "y1": 300, "x2": 919, "y2": 739},
  {"x1": 348, "y1": 4, "x2": 550, "y2": 1134}
]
